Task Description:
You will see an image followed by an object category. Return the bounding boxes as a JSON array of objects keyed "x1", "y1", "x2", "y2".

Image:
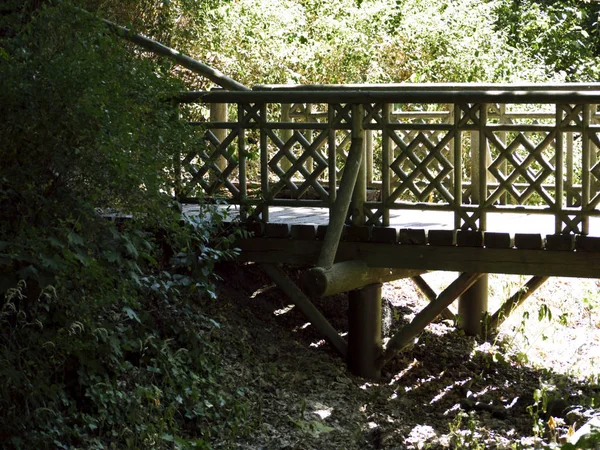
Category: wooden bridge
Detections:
[{"x1": 173, "y1": 82, "x2": 600, "y2": 378}]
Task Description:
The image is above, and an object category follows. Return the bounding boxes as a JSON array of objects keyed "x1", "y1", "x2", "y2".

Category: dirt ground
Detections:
[{"x1": 207, "y1": 263, "x2": 600, "y2": 449}]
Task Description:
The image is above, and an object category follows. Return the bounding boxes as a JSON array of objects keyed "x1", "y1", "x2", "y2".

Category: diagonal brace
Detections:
[
  {"x1": 411, "y1": 275, "x2": 456, "y2": 321},
  {"x1": 487, "y1": 276, "x2": 549, "y2": 332},
  {"x1": 318, "y1": 105, "x2": 364, "y2": 269},
  {"x1": 377, "y1": 272, "x2": 485, "y2": 368},
  {"x1": 260, "y1": 263, "x2": 348, "y2": 358}
]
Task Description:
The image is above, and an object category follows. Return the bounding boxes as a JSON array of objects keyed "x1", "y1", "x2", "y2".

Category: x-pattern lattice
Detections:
[
  {"x1": 559, "y1": 104, "x2": 584, "y2": 128},
  {"x1": 363, "y1": 104, "x2": 383, "y2": 128},
  {"x1": 182, "y1": 127, "x2": 240, "y2": 198},
  {"x1": 486, "y1": 131, "x2": 556, "y2": 207},
  {"x1": 389, "y1": 130, "x2": 454, "y2": 203},
  {"x1": 458, "y1": 103, "x2": 482, "y2": 128},
  {"x1": 264, "y1": 127, "x2": 329, "y2": 201}
]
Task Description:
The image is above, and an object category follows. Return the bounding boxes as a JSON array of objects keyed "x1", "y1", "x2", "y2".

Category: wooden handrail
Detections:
[{"x1": 178, "y1": 88, "x2": 600, "y2": 104}]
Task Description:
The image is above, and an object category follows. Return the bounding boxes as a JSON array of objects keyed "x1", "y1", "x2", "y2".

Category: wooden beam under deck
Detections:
[{"x1": 235, "y1": 238, "x2": 600, "y2": 279}]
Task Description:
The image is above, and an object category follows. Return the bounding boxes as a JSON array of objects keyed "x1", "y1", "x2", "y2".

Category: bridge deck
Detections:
[{"x1": 184, "y1": 204, "x2": 600, "y2": 235}]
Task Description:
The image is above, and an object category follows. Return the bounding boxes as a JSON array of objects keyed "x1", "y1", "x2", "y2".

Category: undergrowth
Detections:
[{"x1": 0, "y1": 2, "x2": 252, "y2": 447}]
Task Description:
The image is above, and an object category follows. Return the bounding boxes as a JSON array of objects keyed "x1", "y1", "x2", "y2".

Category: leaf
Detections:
[
  {"x1": 67, "y1": 231, "x2": 84, "y2": 247},
  {"x1": 123, "y1": 306, "x2": 141, "y2": 324}
]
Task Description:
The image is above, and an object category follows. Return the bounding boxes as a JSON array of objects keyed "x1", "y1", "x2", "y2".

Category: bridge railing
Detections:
[{"x1": 176, "y1": 84, "x2": 600, "y2": 235}]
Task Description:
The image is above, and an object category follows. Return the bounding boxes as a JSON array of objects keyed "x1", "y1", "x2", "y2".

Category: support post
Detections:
[
  {"x1": 460, "y1": 111, "x2": 490, "y2": 335},
  {"x1": 365, "y1": 129, "x2": 373, "y2": 188},
  {"x1": 317, "y1": 104, "x2": 364, "y2": 269},
  {"x1": 348, "y1": 283, "x2": 382, "y2": 379},
  {"x1": 458, "y1": 276, "x2": 488, "y2": 336},
  {"x1": 280, "y1": 103, "x2": 292, "y2": 172},
  {"x1": 210, "y1": 102, "x2": 228, "y2": 185}
]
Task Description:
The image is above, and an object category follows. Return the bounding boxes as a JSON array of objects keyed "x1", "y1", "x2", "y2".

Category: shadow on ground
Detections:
[{"x1": 207, "y1": 262, "x2": 600, "y2": 449}]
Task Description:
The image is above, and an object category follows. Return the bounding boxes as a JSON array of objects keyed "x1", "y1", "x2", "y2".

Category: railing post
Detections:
[
  {"x1": 382, "y1": 103, "x2": 391, "y2": 227},
  {"x1": 210, "y1": 102, "x2": 227, "y2": 184},
  {"x1": 238, "y1": 102, "x2": 248, "y2": 220},
  {"x1": 351, "y1": 104, "x2": 366, "y2": 226},
  {"x1": 582, "y1": 103, "x2": 591, "y2": 235},
  {"x1": 365, "y1": 129, "x2": 373, "y2": 188},
  {"x1": 280, "y1": 103, "x2": 292, "y2": 172},
  {"x1": 304, "y1": 104, "x2": 314, "y2": 173}
]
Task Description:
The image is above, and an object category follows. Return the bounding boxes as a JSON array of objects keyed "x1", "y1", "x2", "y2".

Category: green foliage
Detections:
[
  {"x1": 144, "y1": 0, "x2": 558, "y2": 86},
  {"x1": 494, "y1": 0, "x2": 600, "y2": 81},
  {"x1": 0, "y1": 2, "x2": 250, "y2": 447}
]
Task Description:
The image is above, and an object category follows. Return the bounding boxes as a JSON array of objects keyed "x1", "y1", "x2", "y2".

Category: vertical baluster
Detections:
[
  {"x1": 260, "y1": 102, "x2": 269, "y2": 223},
  {"x1": 304, "y1": 103, "x2": 314, "y2": 174},
  {"x1": 382, "y1": 103, "x2": 391, "y2": 227},
  {"x1": 453, "y1": 104, "x2": 462, "y2": 230},
  {"x1": 566, "y1": 128, "x2": 574, "y2": 207},
  {"x1": 498, "y1": 104, "x2": 508, "y2": 205},
  {"x1": 351, "y1": 104, "x2": 366, "y2": 226},
  {"x1": 238, "y1": 102, "x2": 247, "y2": 220},
  {"x1": 280, "y1": 103, "x2": 292, "y2": 172},
  {"x1": 209, "y1": 102, "x2": 227, "y2": 190},
  {"x1": 478, "y1": 104, "x2": 488, "y2": 230},
  {"x1": 582, "y1": 104, "x2": 591, "y2": 235},
  {"x1": 555, "y1": 104, "x2": 564, "y2": 234},
  {"x1": 328, "y1": 105, "x2": 337, "y2": 215},
  {"x1": 366, "y1": 128, "x2": 373, "y2": 188}
]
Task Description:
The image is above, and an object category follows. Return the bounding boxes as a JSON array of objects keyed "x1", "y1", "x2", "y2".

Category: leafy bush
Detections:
[
  {"x1": 0, "y1": 2, "x2": 250, "y2": 448},
  {"x1": 494, "y1": 0, "x2": 600, "y2": 81}
]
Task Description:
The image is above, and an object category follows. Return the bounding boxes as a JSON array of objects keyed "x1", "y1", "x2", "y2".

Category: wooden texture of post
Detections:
[
  {"x1": 280, "y1": 103, "x2": 292, "y2": 172},
  {"x1": 582, "y1": 104, "x2": 591, "y2": 235},
  {"x1": 348, "y1": 283, "x2": 382, "y2": 379},
  {"x1": 566, "y1": 131, "x2": 574, "y2": 206},
  {"x1": 459, "y1": 105, "x2": 489, "y2": 336},
  {"x1": 555, "y1": 104, "x2": 564, "y2": 233},
  {"x1": 317, "y1": 104, "x2": 364, "y2": 269},
  {"x1": 382, "y1": 103, "x2": 391, "y2": 226},
  {"x1": 260, "y1": 103, "x2": 269, "y2": 222},
  {"x1": 238, "y1": 102, "x2": 248, "y2": 220},
  {"x1": 351, "y1": 104, "x2": 366, "y2": 227},
  {"x1": 366, "y1": 129, "x2": 373, "y2": 187},
  {"x1": 453, "y1": 104, "x2": 462, "y2": 229},
  {"x1": 328, "y1": 107, "x2": 337, "y2": 212},
  {"x1": 304, "y1": 104, "x2": 314, "y2": 173},
  {"x1": 210, "y1": 103, "x2": 227, "y2": 185},
  {"x1": 305, "y1": 262, "x2": 424, "y2": 297}
]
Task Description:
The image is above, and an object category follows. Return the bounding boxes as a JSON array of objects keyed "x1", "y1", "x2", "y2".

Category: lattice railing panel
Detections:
[
  {"x1": 389, "y1": 129, "x2": 455, "y2": 204},
  {"x1": 178, "y1": 87, "x2": 600, "y2": 236},
  {"x1": 486, "y1": 130, "x2": 557, "y2": 207},
  {"x1": 264, "y1": 127, "x2": 329, "y2": 201},
  {"x1": 181, "y1": 127, "x2": 241, "y2": 199}
]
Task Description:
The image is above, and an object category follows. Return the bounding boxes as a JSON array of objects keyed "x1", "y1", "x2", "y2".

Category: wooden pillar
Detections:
[
  {"x1": 210, "y1": 103, "x2": 227, "y2": 176},
  {"x1": 365, "y1": 129, "x2": 373, "y2": 188},
  {"x1": 458, "y1": 276, "x2": 488, "y2": 336},
  {"x1": 348, "y1": 283, "x2": 382, "y2": 379},
  {"x1": 460, "y1": 110, "x2": 490, "y2": 335},
  {"x1": 280, "y1": 103, "x2": 292, "y2": 172}
]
